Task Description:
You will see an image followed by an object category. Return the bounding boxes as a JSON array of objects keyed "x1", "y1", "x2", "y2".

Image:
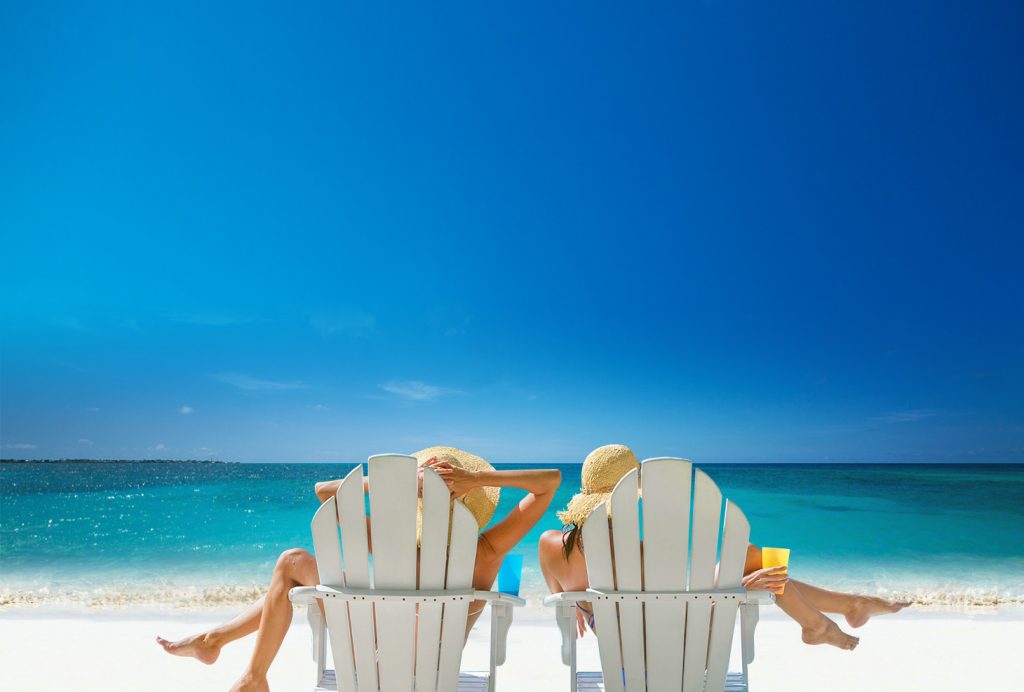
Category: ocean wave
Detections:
[
  {"x1": 0, "y1": 584, "x2": 269, "y2": 609},
  {"x1": 867, "y1": 587, "x2": 1024, "y2": 608}
]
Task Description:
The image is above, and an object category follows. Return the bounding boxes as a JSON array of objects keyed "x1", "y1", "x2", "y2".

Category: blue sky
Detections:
[{"x1": 2, "y1": 1, "x2": 1022, "y2": 463}]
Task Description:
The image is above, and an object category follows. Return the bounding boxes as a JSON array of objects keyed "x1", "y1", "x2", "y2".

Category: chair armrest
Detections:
[
  {"x1": 543, "y1": 591, "x2": 592, "y2": 606},
  {"x1": 545, "y1": 588, "x2": 755, "y2": 605},
  {"x1": 294, "y1": 584, "x2": 525, "y2": 606},
  {"x1": 316, "y1": 584, "x2": 477, "y2": 602},
  {"x1": 289, "y1": 585, "x2": 320, "y2": 605},
  {"x1": 743, "y1": 590, "x2": 776, "y2": 605},
  {"x1": 472, "y1": 590, "x2": 526, "y2": 607}
]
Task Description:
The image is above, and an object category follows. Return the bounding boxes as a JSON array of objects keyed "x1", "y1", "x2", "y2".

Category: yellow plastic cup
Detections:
[{"x1": 761, "y1": 547, "x2": 791, "y2": 594}]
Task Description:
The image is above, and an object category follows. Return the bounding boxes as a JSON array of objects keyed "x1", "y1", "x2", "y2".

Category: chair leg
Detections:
[
  {"x1": 488, "y1": 609, "x2": 498, "y2": 692},
  {"x1": 306, "y1": 603, "x2": 327, "y2": 687},
  {"x1": 740, "y1": 602, "x2": 760, "y2": 689},
  {"x1": 570, "y1": 653, "x2": 577, "y2": 692},
  {"x1": 555, "y1": 603, "x2": 578, "y2": 692}
]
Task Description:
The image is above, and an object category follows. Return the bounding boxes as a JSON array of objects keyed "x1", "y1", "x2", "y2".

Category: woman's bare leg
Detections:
[
  {"x1": 775, "y1": 582, "x2": 859, "y2": 650},
  {"x1": 744, "y1": 543, "x2": 908, "y2": 627},
  {"x1": 229, "y1": 548, "x2": 319, "y2": 692},
  {"x1": 788, "y1": 579, "x2": 910, "y2": 627},
  {"x1": 157, "y1": 596, "x2": 266, "y2": 664},
  {"x1": 744, "y1": 543, "x2": 858, "y2": 650}
]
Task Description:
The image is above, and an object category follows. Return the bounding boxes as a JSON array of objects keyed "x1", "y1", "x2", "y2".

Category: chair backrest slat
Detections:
[
  {"x1": 367, "y1": 455, "x2": 419, "y2": 692},
  {"x1": 689, "y1": 469, "x2": 723, "y2": 590},
  {"x1": 337, "y1": 465, "x2": 377, "y2": 692},
  {"x1": 436, "y1": 501, "x2": 478, "y2": 691},
  {"x1": 609, "y1": 469, "x2": 646, "y2": 692},
  {"x1": 311, "y1": 497, "x2": 357, "y2": 691},
  {"x1": 717, "y1": 501, "x2": 750, "y2": 589},
  {"x1": 582, "y1": 502, "x2": 626, "y2": 692},
  {"x1": 414, "y1": 468, "x2": 451, "y2": 692},
  {"x1": 705, "y1": 501, "x2": 751, "y2": 690},
  {"x1": 683, "y1": 469, "x2": 723, "y2": 692},
  {"x1": 311, "y1": 498, "x2": 344, "y2": 587},
  {"x1": 639, "y1": 458, "x2": 692, "y2": 690}
]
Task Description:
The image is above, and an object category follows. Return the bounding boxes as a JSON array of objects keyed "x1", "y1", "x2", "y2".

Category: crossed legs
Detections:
[
  {"x1": 157, "y1": 548, "x2": 319, "y2": 692},
  {"x1": 743, "y1": 544, "x2": 908, "y2": 651}
]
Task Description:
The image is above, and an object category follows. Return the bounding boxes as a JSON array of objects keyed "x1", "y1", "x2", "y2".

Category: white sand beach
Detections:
[{"x1": 2, "y1": 604, "x2": 1021, "y2": 692}]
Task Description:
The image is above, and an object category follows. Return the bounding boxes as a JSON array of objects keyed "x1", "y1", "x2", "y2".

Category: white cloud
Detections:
[
  {"x1": 211, "y1": 373, "x2": 308, "y2": 391},
  {"x1": 380, "y1": 380, "x2": 454, "y2": 401},
  {"x1": 77, "y1": 439, "x2": 93, "y2": 446},
  {"x1": 149, "y1": 443, "x2": 169, "y2": 451},
  {"x1": 4, "y1": 443, "x2": 37, "y2": 450},
  {"x1": 310, "y1": 310, "x2": 376, "y2": 337},
  {"x1": 308, "y1": 404, "x2": 329, "y2": 411},
  {"x1": 871, "y1": 409, "x2": 937, "y2": 423},
  {"x1": 179, "y1": 406, "x2": 194, "y2": 414}
]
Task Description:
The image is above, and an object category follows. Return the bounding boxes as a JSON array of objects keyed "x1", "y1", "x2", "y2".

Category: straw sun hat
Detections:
[
  {"x1": 412, "y1": 446, "x2": 500, "y2": 531},
  {"x1": 557, "y1": 444, "x2": 640, "y2": 527}
]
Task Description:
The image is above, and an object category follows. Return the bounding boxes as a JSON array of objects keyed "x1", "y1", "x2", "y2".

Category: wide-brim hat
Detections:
[
  {"x1": 412, "y1": 446, "x2": 500, "y2": 532},
  {"x1": 557, "y1": 444, "x2": 639, "y2": 527}
]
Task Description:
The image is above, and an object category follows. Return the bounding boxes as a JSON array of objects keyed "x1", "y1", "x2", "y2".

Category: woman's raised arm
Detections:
[{"x1": 437, "y1": 466, "x2": 562, "y2": 560}]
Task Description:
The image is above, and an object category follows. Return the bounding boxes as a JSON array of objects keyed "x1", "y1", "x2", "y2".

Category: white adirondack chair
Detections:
[
  {"x1": 543, "y1": 458, "x2": 774, "y2": 692},
  {"x1": 289, "y1": 454, "x2": 524, "y2": 692}
]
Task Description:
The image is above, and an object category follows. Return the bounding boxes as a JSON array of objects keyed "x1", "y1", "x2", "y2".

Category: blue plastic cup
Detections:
[{"x1": 497, "y1": 554, "x2": 523, "y2": 596}]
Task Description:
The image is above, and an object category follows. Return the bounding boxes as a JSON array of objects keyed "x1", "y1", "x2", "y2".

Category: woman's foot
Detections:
[
  {"x1": 229, "y1": 672, "x2": 270, "y2": 692},
  {"x1": 845, "y1": 596, "x2": 911, "y2": 628},
  {"x1": 801, "y1": 617, "x2": 860, "y2": 650},
  {"x1": 155, "y1": 632, "x2": 221, "y2": 665}
]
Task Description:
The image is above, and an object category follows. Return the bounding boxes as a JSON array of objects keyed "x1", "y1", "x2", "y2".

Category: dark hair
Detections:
[{"x1": 562, "y1": 523, "x2": 583, "y2": 559}]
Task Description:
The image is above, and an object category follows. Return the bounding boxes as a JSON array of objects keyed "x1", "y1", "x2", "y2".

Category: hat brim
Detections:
[{"x1": 557, "y1": 490, "x2": 613, "y2": 527}]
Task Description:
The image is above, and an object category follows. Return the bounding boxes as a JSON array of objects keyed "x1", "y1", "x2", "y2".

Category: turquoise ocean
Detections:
[{"x1": 2, "y1": 462, "x2": 1022, "y2": 608}]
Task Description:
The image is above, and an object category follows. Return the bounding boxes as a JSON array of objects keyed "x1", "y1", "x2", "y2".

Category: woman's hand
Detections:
[
  {"x1": 576, "y1": 608, "x2": 588, "y2": 638},
  {"x1": 418, "y1": 457, "x2": 445, "y2": 497},
  {"x1": 426, "y1": 459, "x2": 479, "y2": 498},
  {"x1": 742, "y1": 566, "x2": 788, "y2": 595}
]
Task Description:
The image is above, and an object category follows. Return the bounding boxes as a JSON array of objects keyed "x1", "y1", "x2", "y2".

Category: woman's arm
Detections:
[
  {"x1": 437, "y1": 466, "x2": 561, "y2": 561},
  {"x1": 443, "y1": 467, "x2": 561, "y2": 498},
  {"x1": 314, "y1": 479, "x2": 342, "y2": 504},
  {"x1": 314, "y1": 477, "x2": 371, "y2": 504}
]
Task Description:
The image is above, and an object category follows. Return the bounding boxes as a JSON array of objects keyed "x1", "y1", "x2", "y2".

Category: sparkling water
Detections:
[{"x1": 2, "y1": 461, "x2": 1021, "y2": 608}]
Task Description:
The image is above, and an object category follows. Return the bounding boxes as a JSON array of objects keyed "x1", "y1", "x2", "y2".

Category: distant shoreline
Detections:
[
  {"x1": 3, "y1": 458, "x2": 1023, "y2": 466},
  {"x1": 0, "y1": 458, "x2": 234, "y2": 464}
]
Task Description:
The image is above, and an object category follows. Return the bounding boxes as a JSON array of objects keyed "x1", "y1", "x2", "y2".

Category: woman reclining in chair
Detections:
[
  {"x1": 539, "y1": 444, "x2": 909, "y2": 652},
  {"x1": 158, "y1": 446, "x2": 560, "y2": 692}
]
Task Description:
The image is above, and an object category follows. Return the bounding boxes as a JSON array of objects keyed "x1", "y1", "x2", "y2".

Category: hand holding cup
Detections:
[{"x1": 742, "y1": 565, "x2": 789, "y2": 595}]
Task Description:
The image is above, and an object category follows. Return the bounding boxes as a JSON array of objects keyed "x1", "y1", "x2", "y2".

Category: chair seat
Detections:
[
  {"x1": 314, "y1": 668, "x2": 490, "y2": 691},
  {"x1": 575, "y1": 671, "x2": 749, "y2": 692}
]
